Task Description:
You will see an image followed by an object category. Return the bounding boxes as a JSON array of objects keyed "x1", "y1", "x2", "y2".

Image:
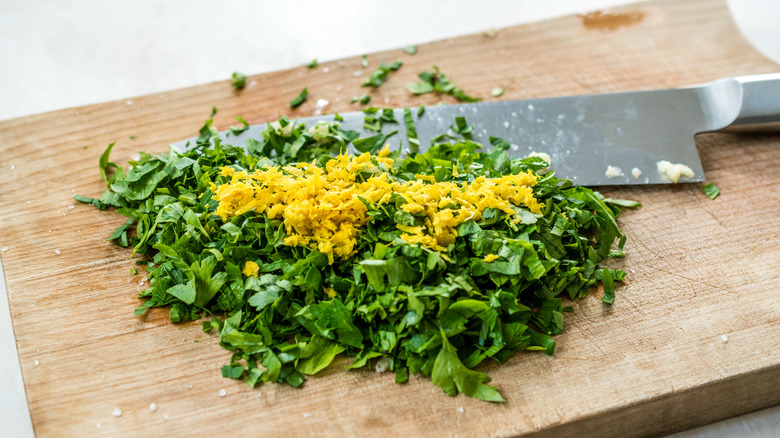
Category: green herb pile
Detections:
[{"x1": 78, "y1": 113, "x2": 632, "y2": 402}]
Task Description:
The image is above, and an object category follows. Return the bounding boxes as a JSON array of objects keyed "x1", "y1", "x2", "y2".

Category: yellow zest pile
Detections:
[{"x1": 211, "y1": 147, "x2": 542, "y2": 264}]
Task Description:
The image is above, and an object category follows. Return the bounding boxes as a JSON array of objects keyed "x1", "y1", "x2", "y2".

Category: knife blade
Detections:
[{"x1": 173, "y1": 74, "x2": 780, "y2": 186}]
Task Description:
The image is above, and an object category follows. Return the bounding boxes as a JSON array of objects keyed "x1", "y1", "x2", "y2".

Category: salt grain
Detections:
[
  {"x1": 149, "y1": 402, "x2": 157, "y2": 412},
  {"x1": 97, "y1": 423, "x2": 102, "y2": 428},
  {"x1": 323, "y1": 67, "x2": 330, "y2": 73},
  {"x1": 112, "y1": 408, "x2": 122, "y2": 417},
  {"x1": 68, "y1": 204, "x2": 75, "y2": 209},
  {"x1": 33, "y1": 360, "x2": 39, "y2": 366},
  {"x1": 10, "y1": 165, "x2": 15, "y2": 170},
  {"x1": 126, "y1": 100, "x2": 133, "y2": 106},
  {"x1": 1, "y1": 247, "x2": 8, "y2": 252},
  {"x1": 352, "y1": 70, "x2": 363, "y2": 77},
  {"x1": 631, "y1": 167, "x2": 642, "y2": 179},
  {"x1": 721, "y1": 335, "x2": 729, "y2": 343},
  {"x1": 303, "y1": 412, "x2": 311, "y2": 418},
  {"x1": 163, "y1": 414, "x2": 170, "y2": 420},
  {"x1": 54, "y1": 249, "x2": 61, "y2": 255},
  {"x1": 219, "y1": 389, "x2": 227, "y2": 397},
  {"x1": 458, "y1": 407, "x2": 464, "y2": 413}
]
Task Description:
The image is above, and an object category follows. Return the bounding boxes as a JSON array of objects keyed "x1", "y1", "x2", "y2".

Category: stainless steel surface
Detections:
[{"x1": 175, "y1": 74, "x2": 780, "y2": 187}]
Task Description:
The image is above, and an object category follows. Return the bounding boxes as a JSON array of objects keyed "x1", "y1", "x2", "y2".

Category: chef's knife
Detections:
[{"x1": 174, "y1": 74, "x2": 780, "y2": 186}]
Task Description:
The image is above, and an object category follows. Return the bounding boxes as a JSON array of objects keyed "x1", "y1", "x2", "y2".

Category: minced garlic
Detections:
[
  {"x1": 656, "y1": 160, "x2": 694, "y2": 183},
  {"x1": 212, "y1": 150, "x2": 542, "y2": 264}
]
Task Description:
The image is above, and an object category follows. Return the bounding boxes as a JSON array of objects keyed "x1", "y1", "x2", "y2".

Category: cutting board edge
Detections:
[{"x1": 525, "y1": 363, "x2": 780, "y2": 438}]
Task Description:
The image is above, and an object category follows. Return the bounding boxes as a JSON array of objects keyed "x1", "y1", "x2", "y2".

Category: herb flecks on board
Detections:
[
  {"x1": 362, "y1": 60, "x2": 403, "y2": 88},
  {"x1": 78, "y1": 113, "x2": 632, "y2": 402},
  {"x1": 407, "y1": 66, "x2": 481, "y2": 102}
]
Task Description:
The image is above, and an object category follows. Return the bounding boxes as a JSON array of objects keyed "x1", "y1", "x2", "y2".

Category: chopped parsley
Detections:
[
  {"x1": 350, "y1": 94, "x2": 371, "y2": 105},
  {"x1": 491, "y1": 88, "x2": 504, "y2": 97},
  {"x1": 306, "y1": 59, "x2": 318, "y2": 69},
  {"x1": 79, "y1": 113, "x2": 633, "y2": 402},
  {"x1": 403, "y1": 108, "x2": 419, "y2": 152},
  {"x1": 229, "y1": 116, "x2": 250, "y2": 136},
  {"x1": 361, "y1": 55, "x2": 369, "y2": 68},
  {"x1": 701, "y1": 182, "x2": 720, "y2": 200},
  {"x1": 231, "y1": 72, "x2": 247, "y2": 90},
  {"x1": 407, "y1": 66, "x2": 481, "y2": 102},
  {"x1": 290, "y1": 87, "x2": 308, "y2": 108},
  {"x1": 402, "y1": 45, "x2": 418, "y2": 55},
  {"x1": 362, "y1": 60, "x2": 403, "y2": 88},
  {"x1": 361, "y1": 107, "x2": 397, "y2": 132}
]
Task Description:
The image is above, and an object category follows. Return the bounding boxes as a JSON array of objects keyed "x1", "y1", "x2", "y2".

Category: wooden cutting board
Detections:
[{"x1": 1, "y1": 0, "x2": 778, "y2": 436}]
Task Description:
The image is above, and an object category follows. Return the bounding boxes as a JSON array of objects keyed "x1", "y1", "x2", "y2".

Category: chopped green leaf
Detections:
[
  {"x1": 491, "y1": 88, "x2": 504, "y2": 97},
  {"x1": 406, "y1": 66, "x2": 481, "y2": 102},
  {"x1": 231, "y1": 72, "x2": 247, "y2": 90},
  {"x1": 306, "y1": 59, "x2": 318, "y2": 69},
  {"x1": 350, "y1": 94, "x2": 371, "y2": 105},
  {"x1": 402, "y1": 45, "x2": 418, "y2": 55},
  {"x1": 362, "y1": 60, "x2": 402, "y2": 88},
  {"x1": 701, "y1": 182, "x2": 720, "y2": 200},
  {"x1": 290, "y1": 87, "x2": 308, "y2": 108},
  {"x1": 229, "y1": 116, "x2": 250, "y2": 136},
  {"x1": 98, "y1": 142, "x2": 118, "y2": 186},
  {"x1": 601, "y1": 268, "x2": 615, "y2": 304},
  {"x1": 603, "y1": 198, "x2": 642, "y2": 209}
]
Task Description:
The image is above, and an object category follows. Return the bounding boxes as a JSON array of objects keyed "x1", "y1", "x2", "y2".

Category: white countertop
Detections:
[{"x1": 1, "y1": 1, "x2": 778, "y2": 436}]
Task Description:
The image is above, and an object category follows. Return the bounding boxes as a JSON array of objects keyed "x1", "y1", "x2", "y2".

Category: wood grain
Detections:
[{"x1": 1, "y1": 0, "x2": 779, "y2": 436}]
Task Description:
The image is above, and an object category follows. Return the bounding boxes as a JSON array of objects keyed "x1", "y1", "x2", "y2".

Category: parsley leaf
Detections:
[
  {"x1": 402, "y1": 45, "x2": 418, "y2": 55},
  {"x1": 290, "y1": 87, "x2": 308, "y2": 108},
  {"x1": 231, "y1": 72, "x2": 247, "y2": 90},
  {"x1": 229, "y1": 116, "x2": 250, "y2": 136},
  {"x1": 406, "y1": 66, "x2": 481, "y2": 102},
  {"x1": 98, "y1": 142, "x2": 118, "y2": 185},
  {"x1": 362, "y1": 60, "x2": 403, "y2": 88},
  {"x1": 701, "y1": 182, "x2": 720, "y2": 200},
  {"x1": 350, "y1": 94, "x2": 371, "y2": 105}
]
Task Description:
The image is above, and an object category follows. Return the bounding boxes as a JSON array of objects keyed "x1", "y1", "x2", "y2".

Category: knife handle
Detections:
[{"x1": 728, "y1": 73, "x2": 780, "y2": 130}]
